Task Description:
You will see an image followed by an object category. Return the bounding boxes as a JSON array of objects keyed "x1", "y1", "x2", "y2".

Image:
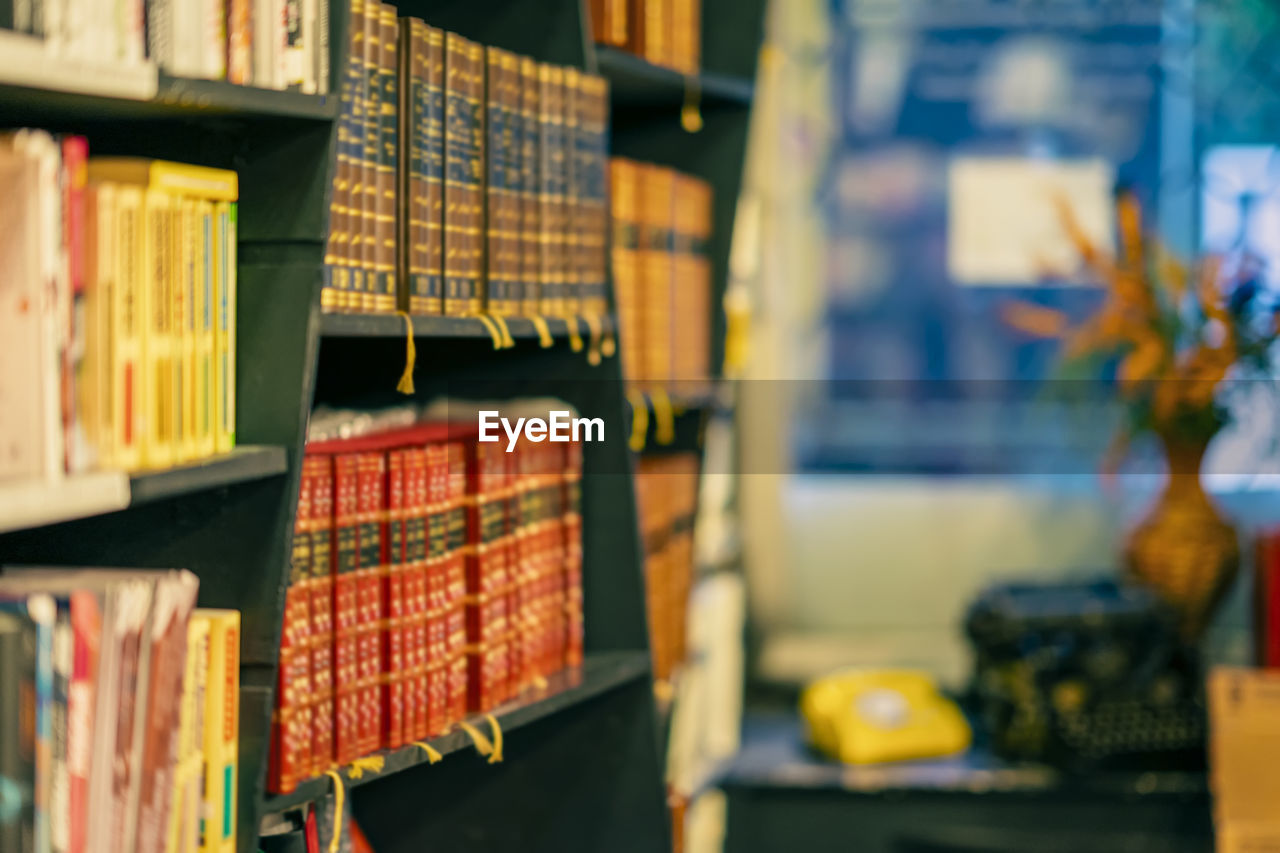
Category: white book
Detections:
[
  {"x1": 203, "y1": 0, "x2": 227, "y2": 80},
  {"x1": 316, "y1": 0, "x2": 328, "y2": 94}
]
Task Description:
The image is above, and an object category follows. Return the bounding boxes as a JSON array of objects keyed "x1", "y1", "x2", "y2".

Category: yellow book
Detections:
[
  {"x1": 196, "y1": 200, "x2": 216, "y2": 459},
  {"x1": 173, "y1": 198, "x2": 194, "y2": 463},
  {"x1": 82, "y1": 182, "x2": 114, "y2": 469},
  {"x1": 213, "y1": 202, "x2": 236, "y2": 454},
  {"x1": 87, "y1": 158, "x2": 239, "y2": 202},
  {"x1": 168, "y1": 616, "x2": 209, "y2": 853},
  {"x1": 111, "y1": 185, "x2": 145, "y2": 471},
  {"x1": 140, "y1": 189, "x2": 176, "y2": 469},
  {"x1": 196, "y1": 609, "x2": 239, "y2": 853}
]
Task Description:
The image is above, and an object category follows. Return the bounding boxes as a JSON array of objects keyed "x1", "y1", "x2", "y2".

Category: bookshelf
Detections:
[{"x1": 0, "y1": 1, "x2": 764, "y2": 852}]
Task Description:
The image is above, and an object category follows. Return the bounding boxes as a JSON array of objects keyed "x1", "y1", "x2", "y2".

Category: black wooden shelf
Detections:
[
  {"x1": 593, "y1": 46, "x2": 754, "y2": 111},
  {"x1": 261, "y1": 651, "x2": 651, "y2": 814},
  {"x1": 129, "y1": 445, "x2": 290, "y2": 505},
  {"x1": 153, "y1": 76, "x2": 338, "y2": 120},
  {"x1": 320, "y1": 311, "x2": 614, "y2": 340}
]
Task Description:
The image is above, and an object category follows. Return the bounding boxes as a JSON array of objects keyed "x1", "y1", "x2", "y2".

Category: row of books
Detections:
[
  {"x1": 611, "y1": 158, "x2": 714, "y2": 387},
  {"x1": 0, "y1": 569, "x2": 240, "y2": 853},
  {"x1": 269, "y1": 417, "x2": 585, "y2": 794},
  {"x1": 321, "y1": 2, "x2": 611, "y2": 323},
  {"x1": 1, "y1": 0, "x2": 329, "y2": 94},
  {"x1": 589, "y1": 0, "x2": 702, "y2": 74},
  {"x1": 0, "y1": 136, "x2": 238, "y2": 484},
  {"x1": 635, "y1": 453, "x2": 699, "y2": 683}
]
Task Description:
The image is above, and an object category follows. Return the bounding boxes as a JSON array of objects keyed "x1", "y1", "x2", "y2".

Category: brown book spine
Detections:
[
  {"x1": 588, "y1": 0, "x2": 606, "y2": 43},
  {"x1": 484, "y1": 47, "x2": 506, "y2": 315},
  {"x1": 519, "y1": 56, "x2": 542, "y2": 318},
  {"x1": 587, "y1": 75, "x2": 611, "y2": 318},
  {"x1": 630, "y1": 0, "x2": 671, "y2": 68},
  {"x1": 377, "y1": 4, "x2": 398, "y2": 313},
  {"x1": 422, "y1": 25, "x2": 445, "y2": 314},
  {"x1": 671, "y1": 0, "x2": 701, "y2": 74},
  {"x1": 640, "y1": 164, "x2": 675, "y2": 386},
  {"x1": 498, "y1": 50, "x2": 521, "y2": 318},
  {"x1": 469, "y1": 41, "x2": 487, "y2": 315},
  {"x1": 563, "y1": 67, "x2": 582, "y2": 318},
  {"x1": 396, "y1": 17, "x2": 416, "y2": 313},
  {"x1": 607, "y1": 0, "x2": 630, "y2": 46},
  {"x1": 360, "y1": 1, "x2": 381, "y2": 312},
  {"x1": 307, "y1": 455, "x2": 335, "y2": 775},
  {"x1": 444, "y1": 34, "x2": 485, "y2": 316},
  {"x1": 610, "y1": 158, "x2": 643, "y2": 385}
]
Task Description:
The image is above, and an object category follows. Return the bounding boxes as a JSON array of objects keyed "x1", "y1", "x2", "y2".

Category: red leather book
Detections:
[
  {"x1": 444, "y1": 440, "x2": 469, "y2": 724},
  {"x1": 424, "y1": 441, "x2": 449, "y2": 737},
  {"x1": 332, "y1": 453, "x2": 361, "y2": 765},
  {"x1": 381, "y1": 450, "x2": 407, "y2": 750},
  {"x1": 506, "y1": 440, "x2": 528, "y2": 696},
  {"x1": 355, "y1": 451, "x2": 386, "y2": 757},
  {"x1": 403, "y1": 447, "x2": 429, "y2": 741},
  {"x1": 563, "y1": 439, "x2": 584, "y2": 668},
  {"x1": 466, "y1": 439, "x2": 512, "y2": 711},
  {"x1": 307, "y1": 456, "x2": 335, "y2": 775},
  {"x1": 1258, "y1": 528, "x2": 1280, "y2": 668},
  {"x1": 269, "y1": 460, "x2": 315, "y2": 792}
]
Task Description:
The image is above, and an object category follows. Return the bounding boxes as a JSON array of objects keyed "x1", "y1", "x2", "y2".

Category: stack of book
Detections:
[
  {"x1": 0, "y1": 135, "x2": 238, "y2": 485},
  {"x1": 269, "y1": 419, "x2": 585, "y2": 795},
  {"x1": 0, "y1": 569, "x2": 241, "y2": 853},
  {"x1": 589, "y1": 0, "x2": 701, "y2": 74},
  {"x1": 609, "y1": 158, "x2": 713, "y2": 388},
  {"x1": 0, "y1": 0, "x2": 329, "y2": 93},
  {"x1": 322, "y1": 5, "x2": 611, "y2": 324},
  {"x1": 634, "y1": 453, "x2": 699, "y2": 683}
]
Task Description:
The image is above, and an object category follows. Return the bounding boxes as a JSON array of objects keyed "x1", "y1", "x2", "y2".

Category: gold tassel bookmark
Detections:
[
  {"x1": 650, "y1": 388, "x2": 675, "y2": 445},
  {"x1": 484, "y1": 714, "x2": 504, "y2": 764},
  {"x1": 582, "y1": 314, "x2": 603, "y2": 366},
  {"x1": 476, "y1": 314, "x2": 505, "y2": 350},
  {"x1": 322, "y1": 770, "x2": 346, "y2": 853},
  {"x1": 490, "y1": 314, "x2": 516, "y2": 349},
  {"x1": 395, "y1": 311, "x2": 416, "y2": 395},
  {"x1": 529, "y1": 315, "x2": 555, "y2": 348},
  {"x1": 567, "y1": 315, "x2": 585, "y2": 352},
  {"x1": 346, "y1": 755, "x2": 385, "y2": 779},
  {"x1": 412, "y1": 741, "x2": 443, "y2": 764},
  {"x1": 681, "y1": 74, "x2": 703, "y2": 133},
  {"x1": 458, "y1": 720, "x2": 495, "y2": 758},
  {"x1": 627, "y1": 389, "x2": 649, "y2": 453}
]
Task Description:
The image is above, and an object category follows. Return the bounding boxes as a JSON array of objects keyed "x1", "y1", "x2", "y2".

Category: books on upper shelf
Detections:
[
  {"x1": 610, "y1": 158, "x2": 713, "y2": 388},
  {"x1": 0, "y1": 567, "x2": 241, "y2": 853},
  {"x1": 589, "y1": 0, "x2": 701, "y2": 74},
  {"x1": 634, "y1": 453, "x2": 699, "y2": 685},
  {"x1": 322, "y1": 2, "x2": 611, "y2": 326},
  {"x1": 0, "y1": 0, "x2": 328, "y2": 93},
  {"x1": 0, "y1": 134, "x2": 240, "y2": 491},
  {"x1": 268, "y1": 406, "x2": 585, "y2": 795}
]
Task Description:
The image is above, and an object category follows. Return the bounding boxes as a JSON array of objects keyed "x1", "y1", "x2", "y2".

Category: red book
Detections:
[
  {"x1": 67, "y1": 590, "x2": 101, "y2": 853},
  {"x1": 355, "y1": 452, "x2": 386, "y2": 757},
  {"x1": 61, "y1": 135, "x2": 88, "y2": 473},
  {"x1": 405, "y1": 447, "x2": 429, "y2": 741},
  {"x1": 269, "y1": 462, "x2": 315, "y2": 793},
  {"x1": 466, "y1": 440, "x2": 511, "y2": 712},
  {"x1": 1258, "y1": 528, "x2": 1280, "y2": 668},
  {"x1": 332, "y1": 453, "x2": 361, "y2": 765},
  {"x1": 382, "y1": 450, "x2": 407, "y2": 750},
  {"x1": 307, "y1": 455, "x2": 335, "y2": 774},
  {"x1": 444, "y1": 440, "x2": 469, "y2": 724}
]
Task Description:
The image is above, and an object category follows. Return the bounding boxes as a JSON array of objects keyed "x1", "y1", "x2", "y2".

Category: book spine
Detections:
[
  {"x1": 483, "y1": 47, "x2": 504, "y2": 317},
  {"x1": 444, "y1": 441, "x2": 469, "y2": 725},
  {"x1": 204, "y1": 0, "x2": 228, "y2": 79},
  {"x1": 0, "y1": 610, "x2": 37, "y2": 853},
  {"x1": 139, "y1": 190, "x2": 174, "y2": 469},
  {"x1": 563, "y1": 67, "x2": 582, "y2": 318},
  {"x1": 498, "y1": 51, "x2": 521, "y2": 318},
  {"x1": 359, "y1": 0, "x2": 380, "y2": 312},
  {"x1": 519, "y1": 56, "x2": 541, "y2": 319},
  {"x1": 609, "y1": 159, "x2": 641, "y2": 384},
  {"x1": 50, "y1": 611, "x2": 69, "y2": 853},
  {"x1": 605, "y1": 0, "x2": 629, "y2": 46},
  {"x1": 468, "y1": 42, "x2": 486, "y2": 317},
  {"x1": 110, "y1": 187, "x2": 143, "y2": 470},
  {"x1": 416, "y1": 25, "x2": 444, "y2": 315},
  {"x1": 382, "y1": 450, "x2": 406, "y2": 750},
  {"x1": 331, "y1": 453, "x2": 360, "y2": 765},
  {"x1": 408, "y1": 446, "x2": 430, "y2": 739},
  {"x1": 204, "y1": 610, "x2": 239, "y2": 853},
  {"x1": 343, "y1": 0, "x2": 366, "y2": 309},
  {"x1": 270, "y1": 463, "x2": 315, "y2": 794},
  {"x1": 28, "y1": 598, "x2": 53, "y2": 853},
  {"x1": 536, "y1": 63, "x2": 553, "y2": 319},
  {"x1": 564, "y1": 441, "x2": 584, "y2": 667},
  {"x1": 671, "y1": 0, "x2": 700, "y2": 74},
  {"x1": 355, "y1": 451, "x2": 385, "y2": 757},
  {"x1": 307, "y1": 455, "x2": 335, "y2": 775},
  {"x1": 196, "y1": 200, "x2": 215, "y2": 457},
  {"x1": 316, "y1": 0, "x2": 330, "y2": 95},
  {"x1": 176, "y1": 199, "x2": 196, "y2": 464},
  {"x1": 227, "y1": 0, "x2": 252, "y2": 84},
  {"x1": 589, "y1": 76, "x2": 611, "y2": 318},
  {"x1": 285, "y1": 0, "x2": 306, "y2": 89},
  {"x1": 377, "y1": 3, "x2": 398, "y2": 313},
  {"x1": 213, "y1": 201, "x2": 236, "y2": 454},
  {"x1": 66, "y1": 592, "x2": 99, "y2": 853},
  {"x1": 81, "y1": 183, "x2": 108, "y2": 472},
  {"x1": 61, "y1": 136, "x2": 87, "y2": 475},
  {"x1": 443, "y1": 33, "x2": 466, "y2": 316},
  {"x1": 395, "y1": 18, "x2": 415, "y2": 314}
]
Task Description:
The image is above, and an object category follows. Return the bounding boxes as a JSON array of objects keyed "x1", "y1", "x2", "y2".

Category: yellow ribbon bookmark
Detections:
[
  {"x1": 490, "y1": 314, "x2": 516, "y2": 349},
  {"x1": 566, "y1": 315, "x2": 584, "y2": 352},
  {"x1": 322, "y1": 770, "x2": 345, "y2": 853},
  {"x1": 346, "y1": 754, "x2": 385, "y2": 779},
  {"x1": 627, "y1": 389, "x2": 649, "y2": 453},
  {"x1": 601, "y1": 325, "x2": 617, "y2": 358},
  {"x1": 529, "y1": 315, "x2": 554, "y2": 348},
  {"x1": 582, "y1": 314, "x2": 603, "y2": 366},
  {"x1": 412, "y1": 740, "x2": 443, "y2": 764},
  {"x1": 458, "y1": 720, "x2": 495, "y2": 758},
  {"x1": 650, "y1": 388, "x2": 675, "y2": 445},
  {"x1": 484, "y1": 714, "x2": 504, "y2": 764},
  {"x1": 531, "y1": 674, "x2": 549, "y2": 692},
  {"x1": 395, "y1": 311, "x2": 416, "y2": 395},
  {"x1": 682, "y1": 74, "x2": 703, "y2": 133},
  {"x1": 475, "y1": 314, "x2": 505, "y2": 350}
]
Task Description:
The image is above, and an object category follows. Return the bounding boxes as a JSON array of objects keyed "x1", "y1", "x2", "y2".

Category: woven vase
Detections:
[{"x1": 1123, "y1": 434, "x2": 1239, "y2": 640}]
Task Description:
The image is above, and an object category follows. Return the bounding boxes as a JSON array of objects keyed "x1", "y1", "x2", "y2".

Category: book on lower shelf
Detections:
[
  {"x1": 0, "y1": 567, "x2": 240, "y2": 853},
  {"x1": 0, "y1": 133, "x2": 240, "y2": 500},
  {"x1": 320, "y1": 2, "x2": 610, "y2": 327},
  {"x1": 589, "y1": 0, "x2": 701, "y2": 74},
  {"x1": 267, "y1": 406, "x2": 586, "y2": 795}
]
